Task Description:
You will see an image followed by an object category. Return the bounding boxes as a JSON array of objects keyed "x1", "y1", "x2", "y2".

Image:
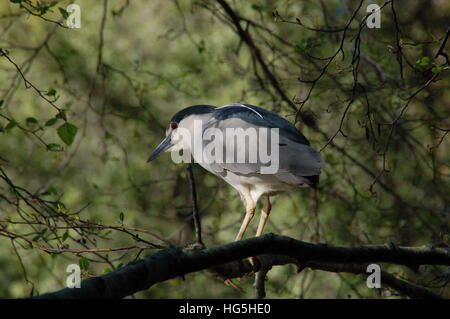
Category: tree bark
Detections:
[{"x1": 36, "y1": 233, "x2": 449, "y2": 299}]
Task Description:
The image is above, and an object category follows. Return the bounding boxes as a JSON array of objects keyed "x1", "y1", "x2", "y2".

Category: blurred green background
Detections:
[{"x1": 0, "y1": 0, "x2": 448, "y2": 298}]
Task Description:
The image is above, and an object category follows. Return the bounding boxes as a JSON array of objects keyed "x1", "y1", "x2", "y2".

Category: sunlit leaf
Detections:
[
  {"x1": 432, "y1": 65, "x2": 443, "y2": 74},
  {"x1": 415, "y1": 56, "x2": 431, "y2": 67}
]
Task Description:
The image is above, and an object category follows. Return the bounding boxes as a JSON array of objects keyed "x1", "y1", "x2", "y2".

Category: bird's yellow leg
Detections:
[
  {"x1": 224, "y1": 278, "x2": 244, "y2": 293},
  {"x1": 256, "y1": 195, "x2": 271, "y2": 237},
  {"x1": 242, "y1": 195, "x2": 271, "y2": 271},
  {"x1": 231, "y1": 192, "x2": 257, "y2": 281},
  {"x1": 234, "y1": 194, "x2": 255, "y2": 241}
]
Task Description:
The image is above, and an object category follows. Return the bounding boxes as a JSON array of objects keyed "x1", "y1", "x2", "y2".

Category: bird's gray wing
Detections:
[
  {"x1": 201, "y1": 115, "x2": 324, "y2": 184},
  {"x1": 276, "y1": 135, "x2": 324, "y2": 185},
  {"x1": 201, "y1": 117, "x2": 264, "y2": 175}
]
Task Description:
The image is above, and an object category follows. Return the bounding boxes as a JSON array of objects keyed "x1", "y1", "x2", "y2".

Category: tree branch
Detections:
[
  {"x1": 435, "y1": 26, "x2": 450, "y2": 65},
  {"x1": 36, "y1": 234, "x2": 448, "y2": 299},
  {"x1": 186, "y1": 164, "x2": 203, "y2": 246},
  {"x1": 216, "y1": 0, "x2": 299, "y2": 114}
]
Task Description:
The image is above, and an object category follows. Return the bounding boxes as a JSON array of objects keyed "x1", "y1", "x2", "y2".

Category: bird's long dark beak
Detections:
[{"x1": 147, "y1": 135, "x2": 172, "y2": 162}]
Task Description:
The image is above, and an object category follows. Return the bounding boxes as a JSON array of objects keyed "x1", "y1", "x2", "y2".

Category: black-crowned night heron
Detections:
[{"x1": 148, "y1": 103, "x2": 324, "y2": 244}]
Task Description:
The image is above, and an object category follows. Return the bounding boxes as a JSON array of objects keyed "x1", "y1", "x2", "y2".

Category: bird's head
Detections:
[{"x1": 147, "y1": 105, "x2": 215, "y2": 162}]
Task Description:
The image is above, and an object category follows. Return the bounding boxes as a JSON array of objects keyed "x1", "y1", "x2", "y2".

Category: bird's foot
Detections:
[
  {"x1": 236, "y1": 256, "x2": 261, "y2": 281},
  {"x1": 224, "y1": 278, "x2": 244, "y2": 293},
  {"x1": 247, "y1": 256, "x2": 261, "y2": 272},
  {"x1": 246, "y1": 256, "x2": 261, "y2": 273}
]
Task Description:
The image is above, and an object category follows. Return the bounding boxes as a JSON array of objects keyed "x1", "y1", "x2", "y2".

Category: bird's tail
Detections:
[{"x1": 303, "y1": 175, "x2": 320, "y2": 189}]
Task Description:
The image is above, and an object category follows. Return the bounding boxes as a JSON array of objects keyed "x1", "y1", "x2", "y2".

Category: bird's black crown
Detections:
[{"x1": 170, "y1": 105, "x2": 216, "y2": 123}]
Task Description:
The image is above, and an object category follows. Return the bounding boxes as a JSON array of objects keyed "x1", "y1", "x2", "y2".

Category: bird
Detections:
[{"x1": 148, "y1": 103, "x2": 324, "y2": 247}]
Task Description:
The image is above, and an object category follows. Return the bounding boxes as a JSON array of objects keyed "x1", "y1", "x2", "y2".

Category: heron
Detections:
[{"x1": 148, "y1": 103, "x2": 324, "y2": 252}]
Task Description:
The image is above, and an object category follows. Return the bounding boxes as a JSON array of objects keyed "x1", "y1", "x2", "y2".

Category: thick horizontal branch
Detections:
[
  {"x1": 36, "y1": 234, "x2": 449, "y2": 299},
  {"x1": 211, "y1": 255, "x2": 442, "y2": 299}
]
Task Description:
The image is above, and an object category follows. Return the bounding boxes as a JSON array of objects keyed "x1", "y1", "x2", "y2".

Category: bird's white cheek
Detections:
[{"x1": 168, "y1": 130, "x2": 190, "y2": 152}]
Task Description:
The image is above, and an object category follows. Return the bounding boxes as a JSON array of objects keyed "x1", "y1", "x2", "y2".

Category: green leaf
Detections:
[
  {"x1": 102, "y1": 268, "x2": 112, "y2": 274},
  {"x1": 10, "y1": 0, "x2": 22, "y2": 3},
  {"x1": 251, "y1": 4, "x2": 261, "y2": 11},
  {"x1": 5, "y1": 120, "x2": 16, "y2": 130},
  {"x1": 56, "y1": 110, "x2": 67, "y2": 121},
  {"x1": 62, "y1": 231, "x2": 69, "y2": 242},
  {"x1": 46, "y1": 88, "x2": 57, "y2": 97},
  {"x1": 119, "y1": 212, "x2": 125, "y2": 223},
  {"x1": 57, "y1": 122, "x2": 78, "y2": 146},
  {"x1": 26, "y1": 117, "x2": 38, "y2": 126},
  {"x1": 45, "y1": 118, "x2": 58, "y2": 126},
  {"x1": 58, "y1": 7, "x2": 69, "y2": 19},
  {"x1": 79, "y1": 256, "x2": 90, "y2": 271},
  {"x1": 0, "y1": 100, "x2": 4, "y2": 108},
  {"x1": 103, "y1": 230, "x2": 112, "y2": 237},
  {"x1": 47, "y1": 143, "x2": 64, "y2": 152},
  {"x1": 415, "y1": 56, "x2": 431, "y2": 67},
  {"x1": 32, "y1": 229, "x2": 47, "y2": 241},
  {"x1": 41, "y1": 186, "x2": 57, "y2": 196},
  {"x1": 295, "y1": 44, "x2": 305, "y2": 51},
  {"x1": 432, "y1": 65, "x2": 443, "y2": 74}
]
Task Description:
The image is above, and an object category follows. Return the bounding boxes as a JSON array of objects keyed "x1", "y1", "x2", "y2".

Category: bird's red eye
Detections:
[{"x1": 171, "y1": 122, "x2": 178, "y2": 130}]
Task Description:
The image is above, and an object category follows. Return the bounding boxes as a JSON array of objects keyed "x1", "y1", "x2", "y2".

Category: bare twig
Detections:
[
  {"x1": 254, "y1": 268, "x2": 269, "y2": 299},
  {"x1": 434, "y1": 26, "x2": 450, "y2": 65}
]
